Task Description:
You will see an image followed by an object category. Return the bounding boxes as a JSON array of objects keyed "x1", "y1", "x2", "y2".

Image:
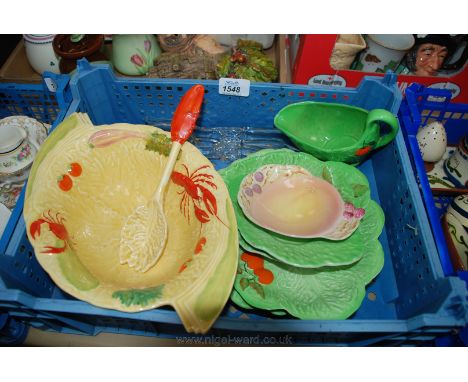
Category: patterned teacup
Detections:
[
  {"x1": 0, "y1": 117, "x2": 44, "y2": 209},
  {"x1": 0, "y1": 124, "x2": 38, "y2": 177}
]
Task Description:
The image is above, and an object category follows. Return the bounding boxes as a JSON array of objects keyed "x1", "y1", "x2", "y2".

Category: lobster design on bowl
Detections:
[
  {"x1": 171, "y1": 163, "x2": 227, "y2": 227},
  {"x1": 29, "y1": 210, "x2": 74, "y2": 254}
]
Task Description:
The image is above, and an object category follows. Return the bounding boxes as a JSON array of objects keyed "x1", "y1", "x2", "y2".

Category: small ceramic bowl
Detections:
[
  {"x1": 237, "y1": 164, "x2": 365, "y2": 240},
  {"x1": 53, "y1": 34, "x2": 106, "y2": 74}
]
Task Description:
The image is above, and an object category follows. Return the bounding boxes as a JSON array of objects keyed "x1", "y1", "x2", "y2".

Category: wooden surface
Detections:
[
  {"x1": 0, "y1": 39, "x2": 43, "y2": 83},
  {"x1": 0, "y1": 35, "x2": 292, "y2": 84},
  {"x1": 24, "y1": 327, "x2": 181, "y2": 347}
]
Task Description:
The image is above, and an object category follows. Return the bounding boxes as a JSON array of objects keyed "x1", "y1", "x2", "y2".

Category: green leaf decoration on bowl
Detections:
[
  {"x1": 219, "y1": 148, "x2": 380, "y2": 268},
  {"x1": 112, "y1": 285, "x2": 164, "y2": 307},
  {"x1": 146, "y1": 131, "x2": 180, "y2": 158},
  {"x1": 233, "y1": 202, "x2": 385, "y2": 319}
]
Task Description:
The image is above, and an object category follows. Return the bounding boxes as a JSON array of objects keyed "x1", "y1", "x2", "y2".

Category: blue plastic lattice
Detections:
[
  {"x1": 0, "y1": 61, "x2": 466, "y2": 345},
  {"x1": 399, "y1": 84, "x2": 468, "y2": 277},
  {"x1": 0, "y1": 73, "x2": 72, "y2": 300}
]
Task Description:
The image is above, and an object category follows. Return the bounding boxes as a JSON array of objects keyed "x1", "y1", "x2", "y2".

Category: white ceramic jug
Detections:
[{"x1": 23, "y1": 34, "x2": 61, "y2": 74}]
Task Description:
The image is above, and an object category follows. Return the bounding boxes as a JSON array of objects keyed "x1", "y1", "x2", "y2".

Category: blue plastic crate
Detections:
[
  {"x1": 0, "y1": 313, "x2": 28, "y2": 345},
  {"x1": 0, "y1": 74, "x2": 72, "y2": 299},
  {"x1": 0, "y1": 60, "x2": 466, "y2": 346},
  {"x1": 399, "y1": 84, "x2": 468, "y2": 278}
]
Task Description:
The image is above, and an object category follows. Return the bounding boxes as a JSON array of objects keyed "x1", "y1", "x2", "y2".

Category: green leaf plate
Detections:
[
  {"x1": 230, "y1": 287, "x2": 288, "y2": 316},
  {"x1": 219, "y1": 148, "x2": 381, "y2": 268},
  {"x1": 238, "y1": 231, "x2": 275, "y2": 260},
  {"x1": 233, "y1": 201, "x2": 385, "y2": 319}
]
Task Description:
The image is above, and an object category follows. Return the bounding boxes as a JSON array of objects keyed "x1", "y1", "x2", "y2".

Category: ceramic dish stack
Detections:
[{"x1": 220, "y1": 148, "x2": 385, "y2": 319}]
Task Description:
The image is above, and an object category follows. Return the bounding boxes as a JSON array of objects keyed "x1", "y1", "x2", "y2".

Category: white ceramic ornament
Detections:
[{"x1": 416, "y1": 121, "x2": 447, "y2": 163}]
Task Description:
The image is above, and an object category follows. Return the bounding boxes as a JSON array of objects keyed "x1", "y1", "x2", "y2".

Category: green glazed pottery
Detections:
[
  {"x1": 231, "y1": 287, "x2": 255, "y2": 310},
  {"x1": 230, "y1": 285, "x2": 288, "y2": 316},
  {"x1": 112, "y1": 34, "x2": 162, "y2": 76},
  {"x1": 274, "y1": 102, "x2": 399, "y2": 164},
  {"x1": 238, "y1": 232, "x2": 275, "y2": 260},
  {"x1": 233, "y1": 202, "x2": 385, "y2": 320},
  {"x1": 220, "y1": 148, "x2": 384, "y2": 268}
]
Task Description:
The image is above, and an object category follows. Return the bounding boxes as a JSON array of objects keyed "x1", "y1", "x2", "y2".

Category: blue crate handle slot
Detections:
[
  {"x1": 42, "y1": 71, "x2": 72, "y2": 111},
  {"x1": 405, "y1": 84, "x2": 452, "y2": 134}
]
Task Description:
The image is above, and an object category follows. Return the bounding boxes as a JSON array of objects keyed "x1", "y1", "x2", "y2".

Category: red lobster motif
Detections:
[
  {"x1": 29, "y1": 210, "x2": 73, "y2": 254},
  {"x1": 171, "y1": 164, "x2": 227, "y2": 227}
]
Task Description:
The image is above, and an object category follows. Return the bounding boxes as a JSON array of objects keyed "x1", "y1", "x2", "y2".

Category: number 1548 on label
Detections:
[{"x1": 219, "y1": 78, "x2": 250, "y2": 97}]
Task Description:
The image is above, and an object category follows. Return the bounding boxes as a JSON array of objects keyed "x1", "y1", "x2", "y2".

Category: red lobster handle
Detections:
[{"x1": 171, "y1": 84, "x2": 205, "y2": 144}]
